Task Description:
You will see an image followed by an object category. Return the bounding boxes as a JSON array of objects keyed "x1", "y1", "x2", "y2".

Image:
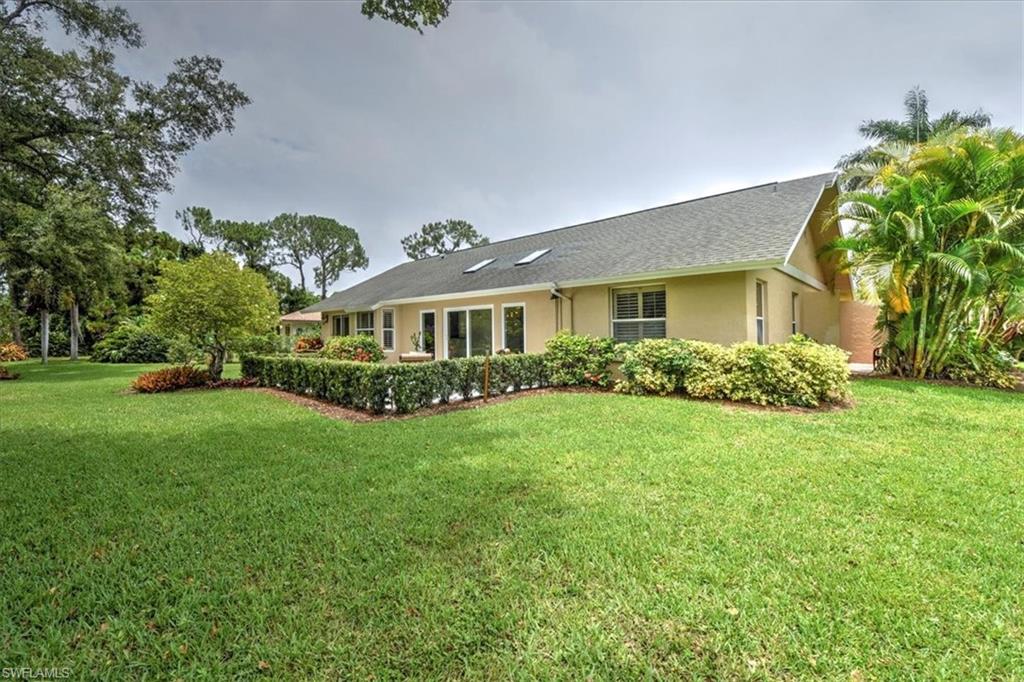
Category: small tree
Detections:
[
  {"x1": 147, "y1": 253, "x2": 278, "y2": 379},
  {"x1": 401, "y1": 219, "x2": 488, "y2": 260}
]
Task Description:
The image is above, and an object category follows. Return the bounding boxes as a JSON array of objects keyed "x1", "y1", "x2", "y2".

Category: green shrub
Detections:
[
  {"x1": 319, "y1": 334, "x2": 384, "y2": 362},
  {"x1": 616, "y1": 335, "x2": 850, "y2": 407},
  {"x1": 945, "y1": 344, "x2": 1018, "y2": 389},
  {"x1": 242, "y1": 352, "x2": 549, "y2": 414},
  {"x1": 91, "y1": 321, "x2": 169, "y2": 363},
  {"x1": 544, "y1": 331, "x2": 616, "y2": 387}
]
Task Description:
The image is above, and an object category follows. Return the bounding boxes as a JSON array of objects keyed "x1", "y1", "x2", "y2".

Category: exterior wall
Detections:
[
  {"x1": 840, "y1": 300, "x2": 881, "y2": 363},
  {"x1": 745, "y1": 268, "x2": 841, "y2": 346},
  {"x1": 788, "y1": 226, "x2": 826, "y2": 283},
  {"x1": 566, "y1": 272, "x2": 748, "y2": 345}
]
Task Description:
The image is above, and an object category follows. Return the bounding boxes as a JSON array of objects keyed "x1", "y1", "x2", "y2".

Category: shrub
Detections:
[
  {"x1": 544, "y1": 331, "x2": 617, "y2": 387},
  {"x1": 0, "y1": 365, "x2": 20, "y2": 380},
  {"x1": 293, "y1": 334, "x2": 323, "y2": 353},
  {"x1": 132, "y1": 366, "x2": 211, "y2": 393},
  {"x1": 945, "y1": 345, "x2": 1018, "y2": 389},
  {"x1": 90, "y1": 321, "x2": 169, "y2": 363},
  {"x1": 0, "y1": 342, "x2": 29, "y2": 362},
  {"x1": 616, "y1": 336, "x2": 850, "y2": 407},
  {"x1": 234, "y1": 333, "x2": 285, "y2": 357},
  {"x1": 320, "y1": 335, "x2": 384, "y2": 362},
  {"x1": 242, "y1": 352, "x2": 549, "y2": 414}
]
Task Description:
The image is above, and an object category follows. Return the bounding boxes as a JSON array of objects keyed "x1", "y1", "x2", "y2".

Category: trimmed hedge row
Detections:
[{"x1": 242, "y1": 353, "x2": 549, "y2": 414}]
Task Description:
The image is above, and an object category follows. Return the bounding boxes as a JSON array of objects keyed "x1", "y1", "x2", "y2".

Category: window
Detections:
[
  {"x1": 420, "y1": 311, "x2": 436, "y2": 356},
  {"x1": 611, "y1": 286, "x2": 666, "y2": 341},
  {"x1": 356, "y1": 311, "x2": 374, "y2": 336},
  {"x1": 341, "y1": 315, "x2": 350, "y2": 336},
  {"x1": 331, "y1": 315, "x2": 342, "y2": 336},
  {"x1": 463, "y1": 258, "x2": 495, "y2": 273},
  {"x1": 791, "y1": 292, "x2": 799, "y2": 335},
  {"x1": 284, "y1": 325, "x2": 291, "y2": 337},
  {"x1": 502, "y1": 304, "x2": 525, "y2": 353},
  {"x1": 515, "y1": 249, "x2": 550, "y2": 266},
  {"x1": 445, "y1": 306, "x2": 492, "y2": 358},
  {"x1": 381, "y1": 308, "x2": 395, "y2": 351},
  {"x1": 755, "y1": 280, "x2": 766, "y2": 345}
]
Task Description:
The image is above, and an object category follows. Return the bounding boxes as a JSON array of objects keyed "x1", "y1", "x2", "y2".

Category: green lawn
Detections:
[{"x1": 1, "y1": 361, "x2": 1022, "y2": 679}]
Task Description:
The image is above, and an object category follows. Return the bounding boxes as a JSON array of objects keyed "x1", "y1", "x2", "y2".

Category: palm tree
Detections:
[
  {"x1": 829, "y1": 129, "x2": 1024, "y2": 379},
  {"x1": 837, "y1": 87, "x2": 991, "y2": 189}
]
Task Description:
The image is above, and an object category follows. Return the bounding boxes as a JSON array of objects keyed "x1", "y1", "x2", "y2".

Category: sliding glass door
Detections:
[{"x1": 445, "y1": 307, "x2": 493, "y2": 358}]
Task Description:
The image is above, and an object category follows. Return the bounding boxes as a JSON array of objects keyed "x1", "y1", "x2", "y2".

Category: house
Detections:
[
  {"x1": 278, "y1": 311, "x2": 321, "y2": 338},
  {"x1": 303, "y1": 173, "x2": 875, "y2": 363}
]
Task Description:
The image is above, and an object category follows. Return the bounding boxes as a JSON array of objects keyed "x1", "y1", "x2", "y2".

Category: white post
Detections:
[
  {"x1": 70, "y1": 301, "x2": 80, "y2": 361},
  {"x1": 40, "y1": 310, "x2": 50, "y2": 364}
]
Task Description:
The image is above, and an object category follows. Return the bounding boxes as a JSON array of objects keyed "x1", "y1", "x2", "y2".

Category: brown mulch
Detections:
[{"x1": 245, "y1": 387, "x2": 566, "y2": 423}]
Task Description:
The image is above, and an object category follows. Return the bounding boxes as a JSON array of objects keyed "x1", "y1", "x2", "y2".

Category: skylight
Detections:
[
  {"x1": 515, "y1": 248, "x2": 551, "y2": 266},
  {"x1": 463, "y1": 258, "x2": 495, "y2": 273}
]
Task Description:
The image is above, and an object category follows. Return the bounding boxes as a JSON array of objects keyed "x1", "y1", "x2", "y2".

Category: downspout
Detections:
[{"x1": 549, "y1": 285, "x2": 573, "y2": 334}]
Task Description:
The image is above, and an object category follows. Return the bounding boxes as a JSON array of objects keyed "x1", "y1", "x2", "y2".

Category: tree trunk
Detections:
[
  {"x1": 297, "y1": 265, "x2": 306, "y2": 293},
  {"x1": 9, "y1": 285, "x2": 22, "y2": 344},
  {"x1": 913, "y1": 273, "x2": 930, "y2": 379},
  {"x1": 40, "y1": 310, "x2": 49, "y2": 364},
  {"x1": 69, "y1": 301, "x2": 80, "y2": 361},
  {"x1": 209, "y1": 346, "x2": 226, "y2": 381}
]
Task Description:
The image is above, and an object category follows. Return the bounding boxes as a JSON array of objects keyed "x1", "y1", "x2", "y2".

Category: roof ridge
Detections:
[{"x1": 423, "y1": 171, "x2": 836, "y2": 259}]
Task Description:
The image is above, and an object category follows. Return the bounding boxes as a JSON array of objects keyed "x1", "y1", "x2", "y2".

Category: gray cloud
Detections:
[{"x1": 112, "y1": 0, "x2": 1022, "y2": 293}]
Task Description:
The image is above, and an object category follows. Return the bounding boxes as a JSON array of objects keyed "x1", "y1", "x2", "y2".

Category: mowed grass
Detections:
[{"x1": 1, "y1": 362, "x2": 1022, "y2": 679}]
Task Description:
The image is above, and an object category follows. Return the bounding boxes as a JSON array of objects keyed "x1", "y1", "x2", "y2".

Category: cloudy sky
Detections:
[{"x1": 115, "y1": 0, "x2": 1022, "y2": 294}]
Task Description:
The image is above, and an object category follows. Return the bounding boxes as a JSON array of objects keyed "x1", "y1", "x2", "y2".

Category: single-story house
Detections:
[
  {"x1": 302, "y1": 172, "x2": 876, "y2": 363},
  {"x1": 278, "y1": 311, "x2": 322, "y2": 338}
]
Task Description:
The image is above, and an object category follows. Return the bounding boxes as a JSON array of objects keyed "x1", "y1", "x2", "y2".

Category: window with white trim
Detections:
[
  {"x1": 791, "y1": 292, "x2": 799, "y2": 335},
  {"x1": 356, "y1": 311, "x2": 374, "y2": 337},
  {"x1": 381, "y1": 308, "x2": 395, "y2": 351},
  {"x1": 611, "y1": 286, "x2": 666, "y2": 341},
  {"x1": 755, "y1": 280, "x2": 766, "y2": 345}
]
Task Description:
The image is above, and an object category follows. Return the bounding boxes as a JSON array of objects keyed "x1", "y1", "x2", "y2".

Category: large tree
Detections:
[
  {"x1": 306, "y1": 217, "x2": 368, "y2": 298},
  {"x1": 270, "y1": 213, "x2": 312, "y2": 292},
  {"x1": 147, "y1": 253, "x2": 278, "y2": 379},
  {"x1": 0, "y1": 0, "x2": 249, "y2": 218},
  {"x1": 401, "y1": 219, "x2": 488, "y2": 260},
  {"x1": 837, "y1": 87, "x2": 991, "y2": 189}
]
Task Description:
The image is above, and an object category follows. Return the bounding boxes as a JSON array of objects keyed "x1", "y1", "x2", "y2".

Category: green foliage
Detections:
[
  {"x1": 616, "y1": 336, "x2": 851, "y2": 407},
  {"x1": 543, "y1": 331, "x2": 617, "y2": 387},
  {"x1": 360, "y1": 0, "x2": 451, "y2": 32},
  {"x1": 146, "y1": 253, "x2": 278, "y2": 379},
  {"x1": 401, "y1": 219, "x2": 489, "y2": 260},
  {"x1": 306, "y1": 217, "x2": 368, "y2": 299},
  {"x1": 0, "y1": 0, "x2": 249, "y2": 218},
  {"x1": 832, "y1": 129, "x2": 1024, "y2": 381},
  {"x1": 944, "y1": 335, "x2": 1018, "y2": 389},
  {"x1": 131, "y1": 365, "x2": 210, "y2": 393},
  {"x1": 242, "y1": 352, "x2": 548, "y2": 414},
  {"x1": 90, "y1": 320, "x2": 169, "y2": 363},
  {"x1": 319, "y1": 335, "x2": 384, "y2": 362}
]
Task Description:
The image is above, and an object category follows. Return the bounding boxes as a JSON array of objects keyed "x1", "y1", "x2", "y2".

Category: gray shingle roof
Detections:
[{"x1": 304, "y1": 172, "x2": 836, "y2": 312}]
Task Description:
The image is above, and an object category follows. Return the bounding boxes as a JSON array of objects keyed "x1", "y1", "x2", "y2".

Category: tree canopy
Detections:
[
  {"x1": 401, "y1": 219, "x2": 488, "y2": 260},
  {"x1": 360, "y1": 0, "x2": 450, "y2": 32},
  {"x1": 307, "y1": 217, "x2": 368, "y2": 298},
  {"x1": 0, "y1": 0, "x2": 249, "y2": 219},
  {"x1": 147, "y1": 253, "x2": 278, "y2": 379}
]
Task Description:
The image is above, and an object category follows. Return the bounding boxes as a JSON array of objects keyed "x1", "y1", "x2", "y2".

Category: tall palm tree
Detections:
[
  {"x1": 829, "y1": 129, "x2": 1024, "y2": 379},
  {"x1": 837, "y1": 87, "x2": 991, "y2": 189}
]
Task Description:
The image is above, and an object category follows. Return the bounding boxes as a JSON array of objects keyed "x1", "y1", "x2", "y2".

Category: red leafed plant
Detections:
[
  {"x1": 0, "y1": 342, "x2": 29, "y2": 362},
  {"x1": 132, "y1": 366, "x2": 210, "y2": 393},
  {"x1": 0, "y1": 365, "x2": 20, "y2": 380},
  {"x1": 293, "y1": 334, "x2": 323, "y2": 353}
]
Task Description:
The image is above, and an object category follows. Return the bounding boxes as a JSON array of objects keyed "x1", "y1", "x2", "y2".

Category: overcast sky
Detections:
[{"x1": 115, "y1": 0, "x2": 1023, "y2": 294}]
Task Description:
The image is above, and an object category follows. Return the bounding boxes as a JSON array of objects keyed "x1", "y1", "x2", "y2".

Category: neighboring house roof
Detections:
[
  {"x1": 304, "y1": 172, "x2": 837, "y2": 313},
  {"x1": 280, "y1": 311, "x2": 322, "y2": 323}
]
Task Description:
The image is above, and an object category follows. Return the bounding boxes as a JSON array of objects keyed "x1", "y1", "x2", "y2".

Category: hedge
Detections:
[
  {"x1": 242, "y1": 352, "x2": 549, "y2": 414},
  {"x1": 616, "y1": 335, "x2": 851, "y2": 407}
]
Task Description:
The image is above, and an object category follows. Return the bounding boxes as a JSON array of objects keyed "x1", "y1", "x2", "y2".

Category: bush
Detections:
[
  {"x1": 0, "y1": 342, "x2": 29, "y2": 362},
  {"x1": 945, "y1": 344, "x2": 1018, "y2": 389},
  {"x1": 90, "y1": 321, "x2": 169, "y2": 363},
  {"x1": 544, "y1": 331, "x2": 617, "y2": 387},
  {"x1": 242, "y1": 352, "x2": 549, "y2": 414},
  {"x1": 293, "y1": 334, "x2": 323, "y2": 353},
  {"x1": 0, "y1": 365, "x2": 20, "y2": 380},
  {"x1": 616, "y1": 335, "x2": 850, "y2": 407},
  {"x1": 320, "y1": 334, "x2": 384, "y2": 362},
  {"x1": 233, "y1": 333, "x2": 285, "y2": 357},
  {"x1": 132, "y1": 366, "x2": 211, "y2": 393}
]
